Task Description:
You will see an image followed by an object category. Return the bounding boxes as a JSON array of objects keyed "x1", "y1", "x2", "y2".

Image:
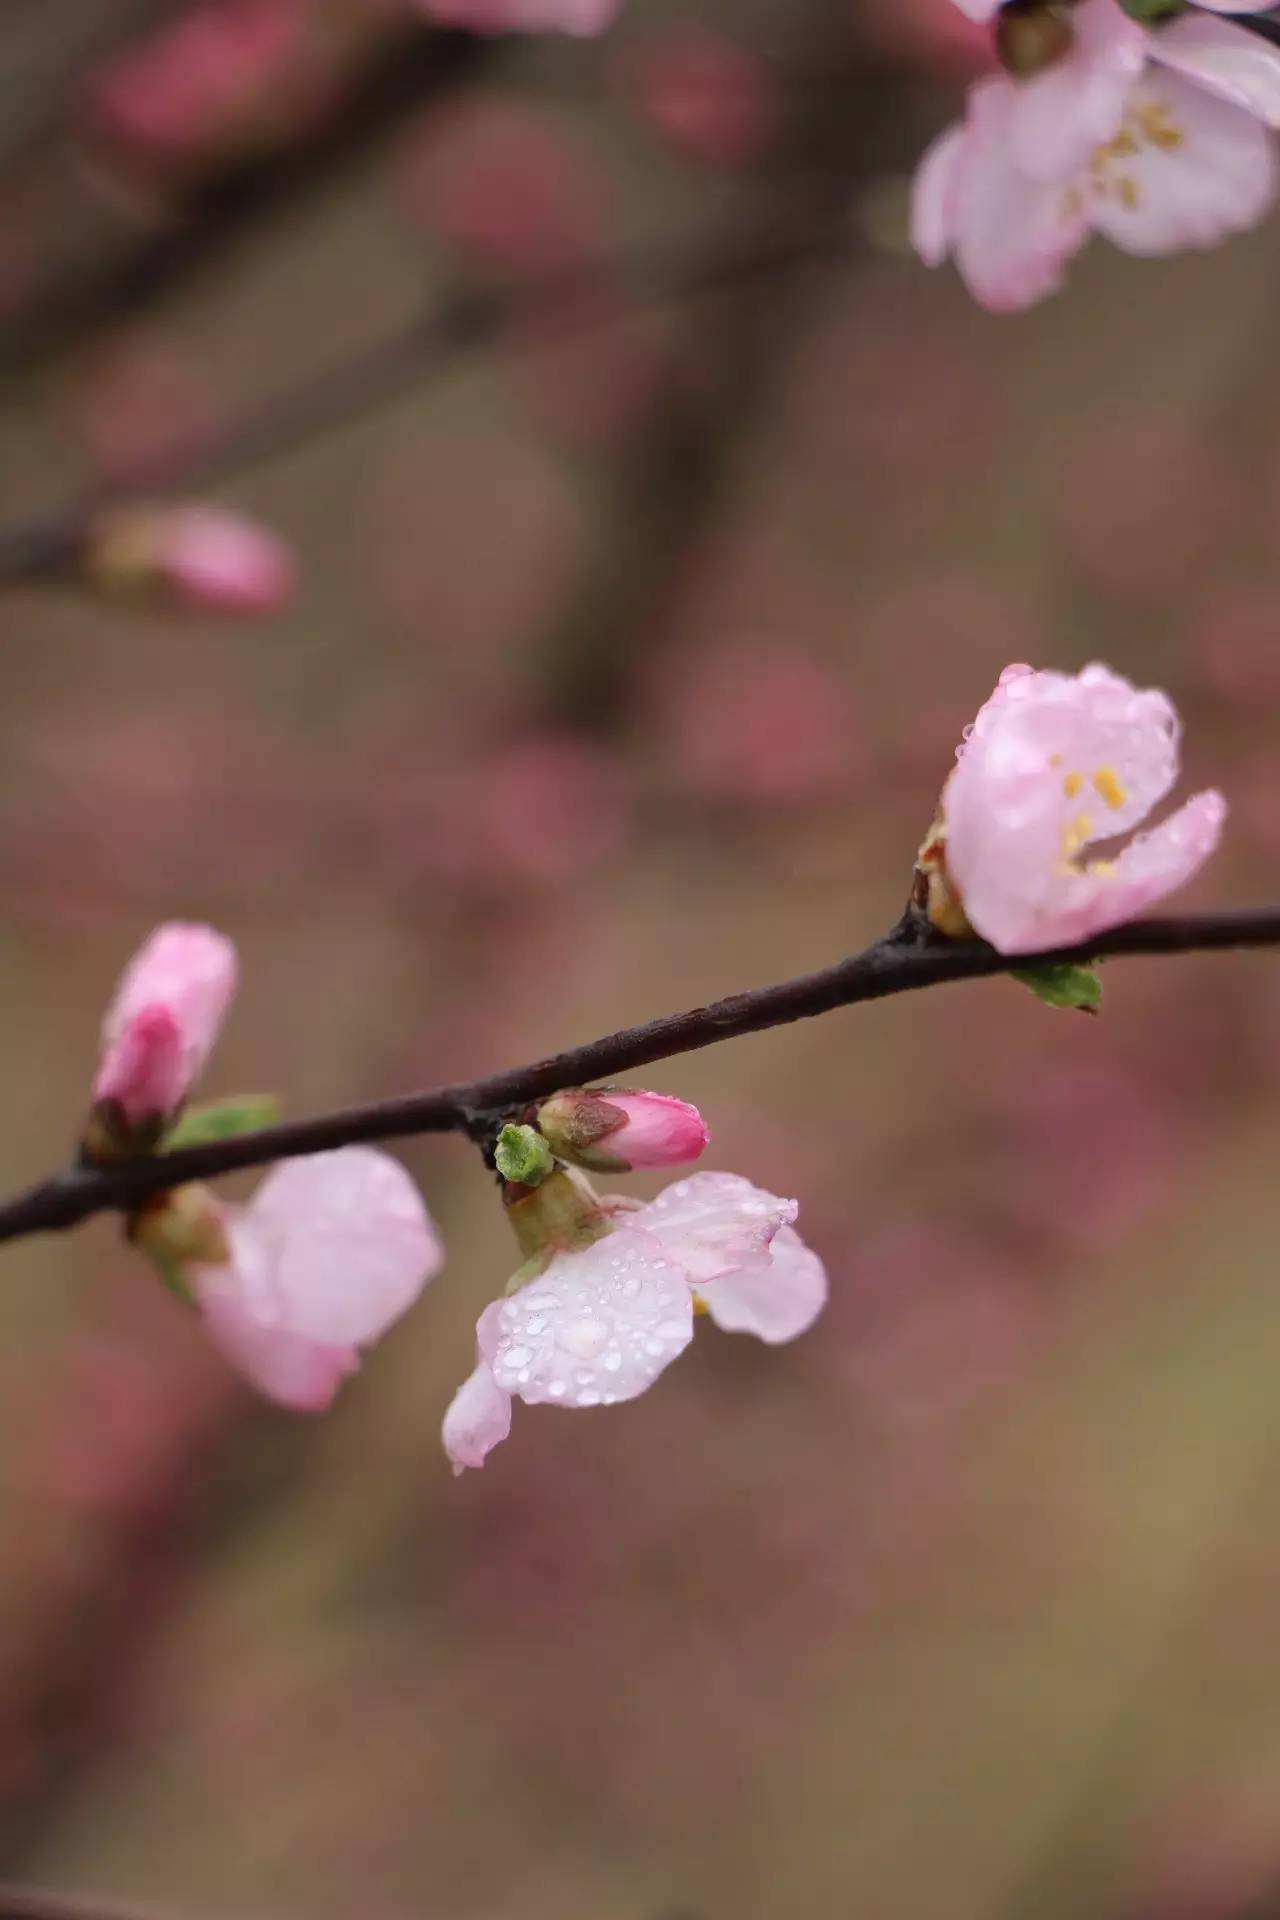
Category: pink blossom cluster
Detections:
[
  {"x1": 914, "y1": 0, "x2": 1280, "y2": 310},
  {"x1": 927, "y1": 662, "x2": 1225, "y2": 952}
]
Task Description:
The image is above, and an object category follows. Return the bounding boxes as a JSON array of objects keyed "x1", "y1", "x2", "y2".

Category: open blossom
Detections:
[
  {"x1": 94, "y1": 922, "x2": 237, "y2": 1130},
  {"x1": 932, "y1": 662, "x2": 1226, "y2": 954},
  {"x1": 442, "y1": 1171, "x2": 827, "y2": 1471},
  {"x1": 419, "y1": 0, "x2": 619, "y2": 35},
  {"x1": 193, "y1": 1150, "x2": 444, "y2": 1412},
  {"x1": 913, "y1": 0, "x2": 1280, "y2": 311}
]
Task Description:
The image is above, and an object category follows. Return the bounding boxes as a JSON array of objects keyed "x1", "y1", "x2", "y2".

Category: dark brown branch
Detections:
[
  {"x1": 0, "y1": 215, "x2": 860, "y2": 586},
  {"x1": 1, "y1": 905, "x2": 1278, "y2": 1249}
]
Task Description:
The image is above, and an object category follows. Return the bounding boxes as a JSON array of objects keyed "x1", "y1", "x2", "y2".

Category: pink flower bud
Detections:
[
  {"x1": 86, "y1": 505, "x2": 297, "y2": 617},
  {"x1": 93, "y1": 922, "x2": 237, "y2": 1139},
  {"x1": 536, "y1": 1088, "x2": 709, "y2": 1172}
]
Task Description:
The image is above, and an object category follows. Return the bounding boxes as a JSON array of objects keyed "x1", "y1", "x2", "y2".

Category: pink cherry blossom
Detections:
[
  {"x1": 95, "y1": 922, "x2": 238, "y2": 1127},
  {"x1": 419, "y1": 0, "x2": 619, "y2": 36},
  {"x1": 194, "y1": 1149, "x2": 444, "y2": 1411},
  {"x1": 442, "y1": 1172, "x2": 826, "y2": 1472},
  {"x1": 941, "y1": 663, "x2": 1226, "y2": 955},
  {"x1": 913, "y1": 0, "x2": 1280, "y2": 311}
]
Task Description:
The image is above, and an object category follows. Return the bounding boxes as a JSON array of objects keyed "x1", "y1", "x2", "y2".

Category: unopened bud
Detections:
[
  {"x1": 85, "y1": 504, "x2": 296, "y2": 616},
  {"x1": 994, "y1": 0, "x2": 1077, "y2": 77},
  {"x1": 536, "y1": 1087, "x2": 709, "y2": 1173}
]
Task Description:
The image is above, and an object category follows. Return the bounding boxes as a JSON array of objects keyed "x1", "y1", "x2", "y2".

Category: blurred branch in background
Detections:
[
  {"x1": 0, "y1": 213, "x2": 862, "y2": 589},
  {"x1": 0, "y1": 5, "x2": 487, "y2": 380}
]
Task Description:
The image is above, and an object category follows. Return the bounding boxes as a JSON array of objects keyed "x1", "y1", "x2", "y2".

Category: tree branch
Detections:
[
  {"x1": 1, "y1": 904, "x2": 1278, "y2": 1249},
  {"x1": 0, "y1": 214, "x2": 860, "y2": 588}
]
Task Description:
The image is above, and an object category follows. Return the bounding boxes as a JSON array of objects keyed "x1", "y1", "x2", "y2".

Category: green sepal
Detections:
[
  {"x1": 1012, "y1": 961, "x2": 1102, "y2": 1014},
  {"x1": 148, "y1": 1249, "x2": 196, "y2": 1307},
  {"x1": 164, "y1": 1094, "x2": 281, "y2": 1151},
  {"x1": 494, "y1": 1123, "x2": 555, "y2": 1187}
]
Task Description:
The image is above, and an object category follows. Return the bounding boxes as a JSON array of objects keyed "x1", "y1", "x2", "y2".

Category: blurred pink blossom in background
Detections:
[
  {"x1": 417, "y1": 0, "x2": 620, "y2": 36},
  {"x1": 86, "y1": 0, "x2": 314, "y2": 173},
  {"x1": 619, "y1": 29, "x2": 775, "y2": 168}
]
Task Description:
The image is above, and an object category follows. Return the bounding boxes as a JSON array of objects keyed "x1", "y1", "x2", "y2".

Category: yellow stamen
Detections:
[
  {"x1": 693, "y1": 1294, "x2": 711, "y2": 1318},
  {"x1": 1062, "y1": 770, "x2": 1084, "y2": 800},
  {"x1": 1092, "y1": 766, "x2": 1127, "y2": 811}
]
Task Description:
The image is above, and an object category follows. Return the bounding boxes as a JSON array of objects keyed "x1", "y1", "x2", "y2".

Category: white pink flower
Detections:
[
  {"x1": 442, "y1": 1171, "x2": 827, "y2": 1472},
  {"x1": 194, "y1": 1149, "x2": 444, "y2": 1411},
  {"x1": 914, "y1": 0, "x2": 1280, "y2": 311},
  {"x1": 939, "y1": 662, "x2": 1226, "y2": 954},
  {"x1": 94, "y1": 922, "x2": 238, "y2": 1130},
  {"x1": 419, "y1": 0, "x2": 619, "y2": 36}
]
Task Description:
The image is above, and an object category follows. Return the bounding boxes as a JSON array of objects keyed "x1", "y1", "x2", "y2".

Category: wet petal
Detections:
[
  {"x1": 490, "y1": 1229, "x2": 693, "y2": 1408},
  {"x1": 698, "y1": 1224, "x2": 829, "y2": 1345}
]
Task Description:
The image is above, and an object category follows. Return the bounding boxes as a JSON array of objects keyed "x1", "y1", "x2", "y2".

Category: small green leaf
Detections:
[
  {"x1": 1013, "y1": 961, "x2": 1103, "y2": 1014},
  {"x1": 494, "y1": 1122, "x2": 555, "y2": 1187},
  {"x1": 164, "y1": 1094, "x2": 281, "y2": 1151}
]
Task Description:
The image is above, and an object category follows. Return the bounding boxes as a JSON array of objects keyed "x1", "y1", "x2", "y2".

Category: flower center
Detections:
[{"x1": 1078, "y1": 96, "x2": 1185, "y2": 213}]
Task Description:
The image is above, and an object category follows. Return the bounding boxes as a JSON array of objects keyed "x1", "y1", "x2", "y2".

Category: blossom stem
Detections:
[{"x1": 1, "y1": 903, "x2": 1279, "y2": 1248}]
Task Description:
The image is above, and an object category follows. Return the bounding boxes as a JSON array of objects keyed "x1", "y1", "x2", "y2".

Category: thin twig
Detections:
[
  {"x1": 0, "y1": 215, "x2": 861, "y2": 586},
  {"x1": 1, "y1": 904, "x2": 1278, "y2": 1248}
]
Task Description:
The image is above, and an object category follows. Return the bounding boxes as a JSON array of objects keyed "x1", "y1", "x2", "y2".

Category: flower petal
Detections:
[
  {"x1": 443, "y1": 1309, "x2": 513, "y2": 1473},
  {"x1": 945, "y1": 662, "x2": 1194, "y2": 952},
  {"x1": 244, "y1": 1148, "x2": 444, "y2": 1347},
  {"x1": 96, "y1": 921, "x2": 237, "y2": 1114},
  {"x1": 197, "y1": 1223, "x2": 359, "y2": 1412},
  {"x1": 698, "y1": 1224, "x2": 829, "y2": 1345},
  {"x1": 1007, "y1": 0, "x2": 1147, "y2": 181},
  {"x1": 911, "y1": 120, "x2": 966, "y2": 266},
  {"x1": 1086, "y1": 70, "x2": 1277, "y2": 255},
  {"x1": 629, "y1": 1170, "x2": 797, "y2": 1286},
  {"x1": 949, "y1": 78, "x2": 1091, "y2": 311},
  {"x1": 1150, "y1": 13, "x2": 1280, "y2": 127},
  {"x1": 1016, "y1": 787, "x2": 1228, "y2": 950},
  {"x1": 490, "y1": 1228, "x2": 693, "y2": 1408}
]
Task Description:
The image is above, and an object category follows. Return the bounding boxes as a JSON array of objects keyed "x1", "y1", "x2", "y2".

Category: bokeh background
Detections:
[{"x1": 3, "y1": 3, "x2": 1280, "y2": 1916}]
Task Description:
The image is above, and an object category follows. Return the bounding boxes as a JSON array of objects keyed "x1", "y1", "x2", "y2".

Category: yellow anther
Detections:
[
  {"x1": 1092, "y1": 766, "x2": 1127, "y2": 811},
  {"x1": 1061, "y1": 812, "x2": 1093, "y2": 861},
  {"x1": 693, "y1": 1294, "x2": 711, "y2": 1318},
  {"x1": 1062, "y1": 771, "x2": 1084, "y2": 800}
]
